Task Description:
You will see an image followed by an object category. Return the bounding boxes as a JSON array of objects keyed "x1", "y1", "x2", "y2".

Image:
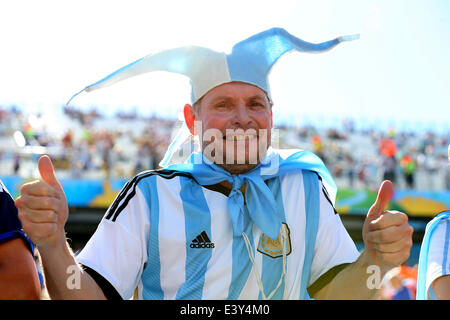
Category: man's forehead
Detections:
[{"x1": 203, "y1": 81, "x2": 269, "y2": 101}]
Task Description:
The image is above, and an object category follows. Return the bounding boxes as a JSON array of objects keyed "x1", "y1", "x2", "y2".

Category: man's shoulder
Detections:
[
  {"x1": 130, "y1": 168, "x2": 196, "y2": 183},
  {"x1": 0, "y1": 179, "x2": 13, "y2": 199},
  {"x1": 0, "y1": 182, "x2": 19, "y2": 223},
  {"x1": 427, "y1": 211, "x2": 450, "y2": 234},
  {"x1": 266, "y1": 148, "x2": 326, "y2": 178},
  {"x1": 124, "y1": 169, "x2": 197, "y2": 194},
  {"x1": 105, "y1": 169, "x2": 196, "y2": 222},
  {"x1": 278, "y1": 168, "x2": 320, "y2": 180},
  {"x1": 0, "y1": 181, "x2": 31, "y2": 248},
  {"x1": 428, "y1": 212, "x2": 450, "y2": 241}
]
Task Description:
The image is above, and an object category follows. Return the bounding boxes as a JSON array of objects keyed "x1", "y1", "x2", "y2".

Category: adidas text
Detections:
[{"x1": 190, "y1": 243, "x2": 215, "y2": 249}]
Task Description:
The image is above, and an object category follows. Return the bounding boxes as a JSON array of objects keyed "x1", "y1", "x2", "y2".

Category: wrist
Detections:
[
  {"x1": 37, "y1": 233, "x2": 70, "y2": 258},
  {"x1": 359, "y1": 249, "x2": 391, "y2": 276}
]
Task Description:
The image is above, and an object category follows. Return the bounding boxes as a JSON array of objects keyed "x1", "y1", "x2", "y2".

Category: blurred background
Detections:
[{"x1": 1, "y1": 0, "x2": 449, "y2": 299}]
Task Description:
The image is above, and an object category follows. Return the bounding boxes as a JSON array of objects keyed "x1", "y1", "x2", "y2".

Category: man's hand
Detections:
[
  {"x1": 362, "y1": 180, "x2": 413, "y2": 271},
  {"x1": 312, "y1": 180, "x2": 414, "y2": 300},
  {"x1": 15, "y1": 155, "x2": 69, "y2": 249},
  {"x1": 15, "y1": 155, "x2": 106, "y2": 300}
]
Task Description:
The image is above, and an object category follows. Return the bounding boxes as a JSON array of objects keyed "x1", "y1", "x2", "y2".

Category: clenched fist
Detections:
[
  {"x1": 362, "y1": 180, "x2": 414, "y2": 270},
  {"x1": 15, "y1": 155, "x2": 68, "y2": 248}
]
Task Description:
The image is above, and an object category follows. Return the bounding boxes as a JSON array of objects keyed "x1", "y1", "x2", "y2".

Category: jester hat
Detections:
[{"x1": 67, "y1": 27, "x2": 359, "y2": 105}]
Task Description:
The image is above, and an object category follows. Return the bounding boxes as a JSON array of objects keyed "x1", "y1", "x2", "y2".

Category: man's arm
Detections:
[
  {"x1": 312, "y1": 181, "x2": 413, "y2": 299},
  {"x1": 0, "y1": 238, "x2": 41, "y2": 299},
  {"x1": 15, "y1": 155, "x2": 106, "y2": 300},
  {"x1": 432, "y1": 275, "x2": 450, "y2": 299},
  {"x1": 36, "y1": 240, "x2": 106, "y2": 300},
  {"x1": 312, "y1": 251, "x2": 385, "y2": 299}
]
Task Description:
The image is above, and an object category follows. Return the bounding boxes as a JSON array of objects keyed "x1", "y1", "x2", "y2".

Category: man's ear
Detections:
[
  {"x1": 270, "y1": 105, "x2": 273, "y2": 128},
  {"x1": 184, "y1": 104, "x2": 196, "y2": 135}
]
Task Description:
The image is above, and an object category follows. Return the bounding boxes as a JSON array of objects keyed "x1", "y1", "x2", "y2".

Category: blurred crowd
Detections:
[
  {"x1": 0, "y1": 105, "x2": 449, "y2": 191},
  {"x1": 0, "y1": 105, "x2": 174, "y2": 180},
  {"x1": 290, "y1": 121, "x2": 450, "y2": 191},
  {"x1": 377, "y1": 265, "x2": 418, "y2": 300}
]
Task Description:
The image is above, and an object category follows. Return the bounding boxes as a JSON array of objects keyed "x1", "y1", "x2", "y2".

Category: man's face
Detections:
[{"x1": 186, "y1": 81, "x2": 273, "y2": 174}]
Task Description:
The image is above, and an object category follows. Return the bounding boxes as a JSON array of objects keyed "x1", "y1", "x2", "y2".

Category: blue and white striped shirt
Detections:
[
  {"x1": 77, "y1": 169, "x2": 359, "y2": 299},
  {"x1": 417, "y1": 211, "x2": 450, "y2": 299}
]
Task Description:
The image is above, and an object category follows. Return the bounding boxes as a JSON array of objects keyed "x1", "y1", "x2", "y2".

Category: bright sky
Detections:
[{"x1": 1, "y1": 0, "x2": 449, "y2": 133}]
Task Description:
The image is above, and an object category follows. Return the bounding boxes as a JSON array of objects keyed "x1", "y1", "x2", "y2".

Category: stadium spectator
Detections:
[
  {"x1": 381, "y1": 155, "x2": 397, "y2": 184},
  {"x1": 416, "y1": 145, "x2": 450, "y2": 300},
  {"x1": 400, "y1": 154, "x2": 416, "y2": 189},
  {"x1": 444, "y1": 147, "x2": 450, "y2": 189},
  {"x1": 416, "y1": 210, "x2": 450, "y2": 299},
  {"x1": 0, "y1": 179, "x2": 41, "y2": 299},
  {"x1": 13, "y1": 153, "x2": 21, "y2": 175},
  {"x1": 380, "y1": 265, "x2": 417, "y2": 300},
  {"x1": 62, "y1": 130, "x2": 73, "y2": 149}
]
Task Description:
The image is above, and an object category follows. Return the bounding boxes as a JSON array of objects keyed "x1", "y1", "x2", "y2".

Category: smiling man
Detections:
[
  {"x1": 185, "y1": 81, "x2": 273, "y2": 175},
  {"x1": 16, "y1": 28, "x2": 412, "y2": 300}
]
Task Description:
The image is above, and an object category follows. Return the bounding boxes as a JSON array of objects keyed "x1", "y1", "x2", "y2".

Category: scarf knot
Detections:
[
  {"x1": 230, "y1": 175, "x2": 245, "y2": 191},
  {"x1": 166, "y1": 148, "x2": 337, "y2": 241}
]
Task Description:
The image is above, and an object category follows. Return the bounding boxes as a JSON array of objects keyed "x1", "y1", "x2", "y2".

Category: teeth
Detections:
[{"x1": 226, "y1": 135, "x2": 256, "y2": 141}]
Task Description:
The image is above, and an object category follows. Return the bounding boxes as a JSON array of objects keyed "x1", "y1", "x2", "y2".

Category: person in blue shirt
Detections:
[
  {"x1": 0, "y1": 179, "x2": 41, "y2": 299},
  {"x1": 416, "y1": 145, "x2": 450, "y2": 300}
]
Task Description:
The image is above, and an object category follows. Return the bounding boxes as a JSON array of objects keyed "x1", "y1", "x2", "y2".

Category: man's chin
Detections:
[
  {"x1": 214, "y1": 150, "x2": 268, "y2": 174},
  {"x1": 216, "y1": 162, "x2": 259, "y2": 175},
  {"x1": 202, "y1": 153, "x2": 263, "y2": 174}
]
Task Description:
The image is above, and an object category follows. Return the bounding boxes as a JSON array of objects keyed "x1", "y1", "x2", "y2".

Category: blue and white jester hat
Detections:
[
  {"x1": 68, "y1": 28, "x2": 359, "y2": 167},
  {"x1": 68, "y1": 27, "x2": 359, "y2": 105}
]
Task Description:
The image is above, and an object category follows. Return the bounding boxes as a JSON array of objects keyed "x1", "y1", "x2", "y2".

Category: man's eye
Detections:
[{"x1": 250, "y1": 102, "x2": 264, "y2": 108}]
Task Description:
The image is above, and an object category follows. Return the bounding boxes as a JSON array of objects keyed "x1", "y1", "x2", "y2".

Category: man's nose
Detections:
[{"x1": 232, "y1": 103, "x2": 252, "y2": 127}]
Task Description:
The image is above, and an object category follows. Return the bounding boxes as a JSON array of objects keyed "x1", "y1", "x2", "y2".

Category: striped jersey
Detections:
[
  {"x1": 77, "y1": 169, "x2": 359, "y2": 299},
  {"x1": 423, "y1": 214, "x2": 450, "y2": 299}
]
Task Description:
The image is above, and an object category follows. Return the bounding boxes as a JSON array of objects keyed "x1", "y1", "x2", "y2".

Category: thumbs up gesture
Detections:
[
  {"x1": 362, "y1": 180, "x2": 414, "y2": 270},
  {"x1": 15, "y1": 155, "x2": 69, "y2": 249}
]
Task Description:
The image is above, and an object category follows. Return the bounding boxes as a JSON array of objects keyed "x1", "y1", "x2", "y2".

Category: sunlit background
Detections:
[{"x1": 1, "y1": 0, "x2": 449, "y2": 130}]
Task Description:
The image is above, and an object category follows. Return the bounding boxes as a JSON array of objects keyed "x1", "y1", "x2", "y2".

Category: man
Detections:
[
  {"x1": 15, "y1": 28, "x2": 413, "y2": 300},
  {"x1": 416, "y1": 211, "x2": 450, "y2": 299},
  {"x1": 0, "y1": 179, "x2": 41, "y2": 299},
  {"x1": 416, "y1": 144, "x2": 450, "y2": 299}
]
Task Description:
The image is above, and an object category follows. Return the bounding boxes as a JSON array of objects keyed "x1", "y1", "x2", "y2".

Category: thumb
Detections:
[
  {"x1": 38, "y1": 155, "x2": 62, "y2": 190},
  {"x1": 367, "y1": 180, "x2": 393, "y2": 222}
]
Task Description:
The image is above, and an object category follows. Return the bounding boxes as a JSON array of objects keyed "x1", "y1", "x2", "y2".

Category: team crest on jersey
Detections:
[{"x1": 257, "y1": 223, "x2": 292, "y2": 258}]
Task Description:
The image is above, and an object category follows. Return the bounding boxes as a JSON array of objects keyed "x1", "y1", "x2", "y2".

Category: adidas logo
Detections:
[{"x1": 190, "y1": 231, "x2": 215, "y2": 249}]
